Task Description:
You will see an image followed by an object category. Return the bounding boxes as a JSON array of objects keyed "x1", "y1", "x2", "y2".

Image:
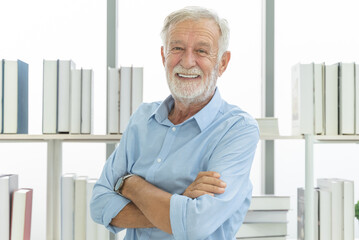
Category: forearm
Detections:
[
  {"x1": 110, "y1": 202, "x2": 154, "y2": 228},
  {"x1": 122, "y1": 175, "x2": 173, "y2": 234}
]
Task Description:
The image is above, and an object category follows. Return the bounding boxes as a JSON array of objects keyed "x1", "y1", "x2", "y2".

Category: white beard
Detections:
[{"x1": 166, "y1": 64, "x2": 219, "y2": 105}]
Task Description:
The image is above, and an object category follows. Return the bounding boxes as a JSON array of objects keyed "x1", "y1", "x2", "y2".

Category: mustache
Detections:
[{"x1": 172, "y1": 65, "x2": 203, "y2": 76}]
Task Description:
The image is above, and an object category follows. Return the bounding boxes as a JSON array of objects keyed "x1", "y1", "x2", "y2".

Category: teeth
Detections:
[{"x1": 178, "y1": 74, "x2": 199, "y2": 78}]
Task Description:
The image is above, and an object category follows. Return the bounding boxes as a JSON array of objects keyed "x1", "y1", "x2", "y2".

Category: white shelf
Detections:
[
  {"x1": 0, "y1": 134, "x2": 122, "y2": 142},
  {"x1": 260, "y1": 135, "x2": 303, "y2": 140}
]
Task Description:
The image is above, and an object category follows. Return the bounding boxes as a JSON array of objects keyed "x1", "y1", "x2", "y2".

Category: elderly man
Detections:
[{"x1": 91, "y1": 6, "x2": 259, "y2": 240}]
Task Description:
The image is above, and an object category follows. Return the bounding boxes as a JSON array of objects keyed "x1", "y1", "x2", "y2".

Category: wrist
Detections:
[{"x1": 114, "y1": 173, "x2": 135, "y2": 197}]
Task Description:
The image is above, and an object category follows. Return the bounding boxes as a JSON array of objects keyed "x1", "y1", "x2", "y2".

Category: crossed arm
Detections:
[{"x1": 110, "y1": 171, "x2": 227, "y2": 233}]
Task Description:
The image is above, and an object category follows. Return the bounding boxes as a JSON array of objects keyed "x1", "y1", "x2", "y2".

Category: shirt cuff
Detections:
[
  {"x1": 103, "y1": 194, "x2": 131, "y2": 233},
  {"x1": 170, "y1": 194, "x2": 189, "y2": 240}
]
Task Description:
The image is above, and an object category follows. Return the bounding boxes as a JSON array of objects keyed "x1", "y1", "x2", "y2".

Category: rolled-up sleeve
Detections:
[
  {"x1": 170, "y1": 120, "x2": 259, "y2": 240},
  {"x1": 90, "y1": 129, "x2": 131, "y2": 233}
]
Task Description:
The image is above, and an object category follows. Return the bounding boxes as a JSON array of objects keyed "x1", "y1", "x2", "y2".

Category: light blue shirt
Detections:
[{"x1": 90, "y1": 89, "x2": 259, "y2": 240}]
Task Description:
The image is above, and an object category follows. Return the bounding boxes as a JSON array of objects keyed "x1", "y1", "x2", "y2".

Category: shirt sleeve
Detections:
[
  {"x1": 90, "y1": 128, "x2": 131, "y2": 234},
  {"x1": 170, "y1": 119, "x2": 259, "y2": 240}
]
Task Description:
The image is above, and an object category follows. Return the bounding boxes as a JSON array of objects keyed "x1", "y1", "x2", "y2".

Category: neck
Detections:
[{"x1": 168, "y1": 94, "x2": 214, "y2": 125}]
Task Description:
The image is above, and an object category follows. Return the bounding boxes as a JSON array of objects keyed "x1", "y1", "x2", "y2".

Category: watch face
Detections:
[{"x1": 114, "y1": 177, "x2": 123, "y2": 192}]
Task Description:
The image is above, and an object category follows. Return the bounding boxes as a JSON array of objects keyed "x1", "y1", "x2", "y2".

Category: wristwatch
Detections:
[{"x1": 114, "y1": 173, "x2": 134, "y2": 196}]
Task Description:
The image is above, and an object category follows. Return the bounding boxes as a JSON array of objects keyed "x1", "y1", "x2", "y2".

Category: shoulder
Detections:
[{"x1": 130, "y1": 101, "x2": 162, "y2": 121}]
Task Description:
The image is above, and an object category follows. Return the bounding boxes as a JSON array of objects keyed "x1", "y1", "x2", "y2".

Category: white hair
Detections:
[{"x1": 160, "y1": 6, "x2": 230, "y2": 61}]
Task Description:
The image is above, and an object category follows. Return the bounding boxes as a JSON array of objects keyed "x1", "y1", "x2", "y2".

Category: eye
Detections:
[
  {"x1": 171, "y1": 47, "x2": 184, "y2": 53},
  {"x1": 196, "y1": 49, "x2": 208, "y2": 56}
]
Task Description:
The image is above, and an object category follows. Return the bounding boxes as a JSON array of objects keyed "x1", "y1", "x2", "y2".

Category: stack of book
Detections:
[
  {"x1": 61, "y1": 173, "x2": 109, "y2": 240},
  {"x1": 107, "y1": 66, "x2": 143, "y2": 134},
  {"x1": 0, "y1": 59, "x2": 29, "y2": 134},
  {"x1": 43, "y1": 60, "x2": 94, "y2": 134},
  {"x1": 236, "y1": 195, "x2": 290, "y2": 240},
  {"x1": 297, "y1": 178, "x2": 354, "y2": 240},
  {"x1": 292, "y1": 62, "x2": 359, "y2": 135},
  {"x1": 256, "y1": 117, "x2": 280, "y2": 136},
  {"x1": 0, "y1": 174, "x2": 33, "y2": 240}
]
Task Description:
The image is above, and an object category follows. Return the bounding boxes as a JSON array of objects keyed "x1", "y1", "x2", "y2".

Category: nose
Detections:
[{"x1": 180, "y1": 49, "x2": 196, "y2": 69}]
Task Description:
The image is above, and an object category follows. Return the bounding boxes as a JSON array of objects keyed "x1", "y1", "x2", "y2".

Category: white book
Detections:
[
  {"x1": 236, "y1": 237, "x2": 286, "y2": 240},
  {"x1": 339, "y1": 63, "x2": 355, "y2": 134},
  {"x1": 317, "y1": 178, "x2": 343, "y2": 240},
  {"x1": 297, "y1": 188, "x2": 319, "y2": 240},
  {"x1": 342, "y1": 180, "x2": 354, "y2": 240},
  {"x1": 97, "y1": 225, "x2": 109, "y2": 240},
  {"x1": 324, "y1": 64, "x2": 339, "y2": 135},
  {"x1": 249, "y1": 195, "x2": 290, "y2": 211},
  {"x1": 244, "y1": 210, "x2": 288, "y2": 223},
  {"x1": 318, "y1": 189, "x2": 332, "y2": 240},
  {"x1": 255, "y1": 117, "x2": 279, "y2": 136},
  {"x1": 70, "y1": 70, "x2": 82, "y2": 134},
  {"x1": 74, "y1": 176, "x2": 87, "y2": 240},
  {"x1": 131, "y1": 66, "x2": 143, "y2": 115},
  {"x1": 0, "y1": 174, "x2": 18, "y2": 240},
  {"x1": 58, "y1": 60, "x2": 75, "y2": 133},
  {"x1": 355, "y1": 64, "x2": 359, "y2": 134},
  {"x1": 10, "y1": 188, "x2": 33, "y2": 240},
  {"x1": 119, "y1": 66, "x2": 132, "y2": 133},
  {"x1": 81, "y1": 69, "x2": 93, "y2": 134},
  {"x1": 292, "y1": 63, "x2": 314, "y2": 135},
  {"x1": 0, "y1": 60, "x2": 3, "y2": 133},
  {"x1": 314, "y1": 63, "x2": 324, "y2": 135},
  {"x1": 236, "y1": 223, "x2": 287, "y2": 238},
  {"x1": 43, "y1": 60, "x2": 58, "y2": 134},
  {"x1": 107, "y1": 68, "x2": 120, "y2": 134},
  {"x1": 61, "y1": 173, "x2": 76, "y2": 240},
  {"x1": 86, "y1": 179, "x2": 97, "y2": 240},
  {"x1": 3, "y1": 60, "x2": 28, "y2": 134}
]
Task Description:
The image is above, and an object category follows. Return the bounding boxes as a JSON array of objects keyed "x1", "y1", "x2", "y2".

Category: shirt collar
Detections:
[{"x1": 149, "y1": 88, "x2": 223, "y2": 131}]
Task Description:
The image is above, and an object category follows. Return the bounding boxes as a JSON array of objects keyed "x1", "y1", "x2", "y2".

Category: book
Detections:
[
  {"x1": 297, "y1": 188, "x2": 318, "y2": 240},
  {"x1": 70, "y1": 69, "x2": 82, "y2": 134},
  {"x1": 81, "y1": 69, "x2": 93, "y2": 134},
  {"x1": 244, "y1": 210, "x2": 287, "y2": 223},
  {"x1": 314, "y1": 63, "x2": 324, "y2": 135},
  {"x1": 107, "y1": 68, "x2": 120, "y2": 134},
  {"x1": 342, "y1": 180, "x2": 354, "y2": 240},
  {"x1": 236, "y1": 223, "x2": 287, "y2": 238},
  {"x1": 237, "y1": 237, "x2": 286, "y2": 240},
  {"x1": 131, "y1": 66, "x2": 143, "y2": 114},
  {"x1": 318, "y1": 188, "x2": 332, "y2": 240},
  {"x1": 0, "y1": 60, "x2": 3, "y2": 133},
  {"x1": 74, "y1": 176, "x2": 87, "y2": 240},
  {"x1": 0, "y1": 174, "x2": 18, "y2": 240},
  {"x1": 119, "y1": 66, "x2": 131, "y2": 133},
  {"x1": 255, "y1": 117, "x2": 279, "y2": 136},
  {"x1": 356, "y1": 64, "x2": 359, "y2": 134},
  {"x1": 324, "y1": 63, "x2": 339, "y2": 135},
  {"x1": 317, "y1": 178, "x2": 343, "y2": 239},
  {"x1": 292, "y1": 63, "x2": 314, "y2": 135},
  {"x1": 43, "y1": 60, "x2": 58, "y2": 134},
  {"x1": 339, "y1": 63, "x2": 355, "y2": 135},
  {"x1": 249, "y1": 195, "x2": 290, "y2": 211},
  {"x1": 10, "y1": 188, "x2": 33, "y2": 240},
  {"x1": 3, "y1": 60, "x2": 28, "y2": 134},
  {"x1": 58, "y1": 60, "x2": 75, "y2": 133},
  {"x1": 86, "y1": 179, "x2": 97, "y2": 240},
  {"x1": 61, "y1": 173, "x2": 76, "y2": 240}
]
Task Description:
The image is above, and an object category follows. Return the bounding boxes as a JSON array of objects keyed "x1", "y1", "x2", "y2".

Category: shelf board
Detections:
[
  {"x1": 0, "y1": 134, "x2": 122, "y2": 142},
  {"x1": 314, "y1": 135, "x2": 359, "y2": 142},
  {"x1": 260, "y1": 135, "x2": 304, "y2": 140}
]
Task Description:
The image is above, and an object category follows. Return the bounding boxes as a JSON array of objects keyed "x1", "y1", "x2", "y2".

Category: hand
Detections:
[{"x1": 182, "y1": 171, "x2": 226, "y2": 199}]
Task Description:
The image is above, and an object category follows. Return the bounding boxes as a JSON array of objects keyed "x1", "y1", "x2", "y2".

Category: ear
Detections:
[
  {"x1": 217, "y1": 51, "x2": 231, "y2": 77},
  {"x1": 161, "y1": 46, "x2": 166, "y2": 66}
]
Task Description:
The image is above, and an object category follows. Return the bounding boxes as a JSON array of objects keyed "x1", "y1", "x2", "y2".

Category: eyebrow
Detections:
[{"x1": 169, "y1": 40, "x2": 212, "y2": 48}]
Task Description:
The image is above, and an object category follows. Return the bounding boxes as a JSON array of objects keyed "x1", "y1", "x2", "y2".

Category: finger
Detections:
[
  {"x1": 196, "y1": 171, "x2": 221, "y2": 179},
  {"x1": 194, "y1": 176, "x2": 227, "y2": 188},
  {"x1": 195, "y1": 183, "x2": 226, "y2": 194},
  {"x1": 185, "y1": 190, "x2": 215, "y2": 199}
]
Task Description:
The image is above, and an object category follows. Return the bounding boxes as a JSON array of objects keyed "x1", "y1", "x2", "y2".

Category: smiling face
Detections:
[{"x1": 161, "y1": 18, "x2": 230, "y2": 104}]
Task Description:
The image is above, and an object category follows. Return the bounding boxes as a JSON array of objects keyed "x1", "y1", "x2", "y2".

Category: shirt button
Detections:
[
  {"x1": 172, "y1": 127, "x2": 176, "y2": 132},
  {"x1": 157, "y1": 158, "x2": 162, "y2": 163}
]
